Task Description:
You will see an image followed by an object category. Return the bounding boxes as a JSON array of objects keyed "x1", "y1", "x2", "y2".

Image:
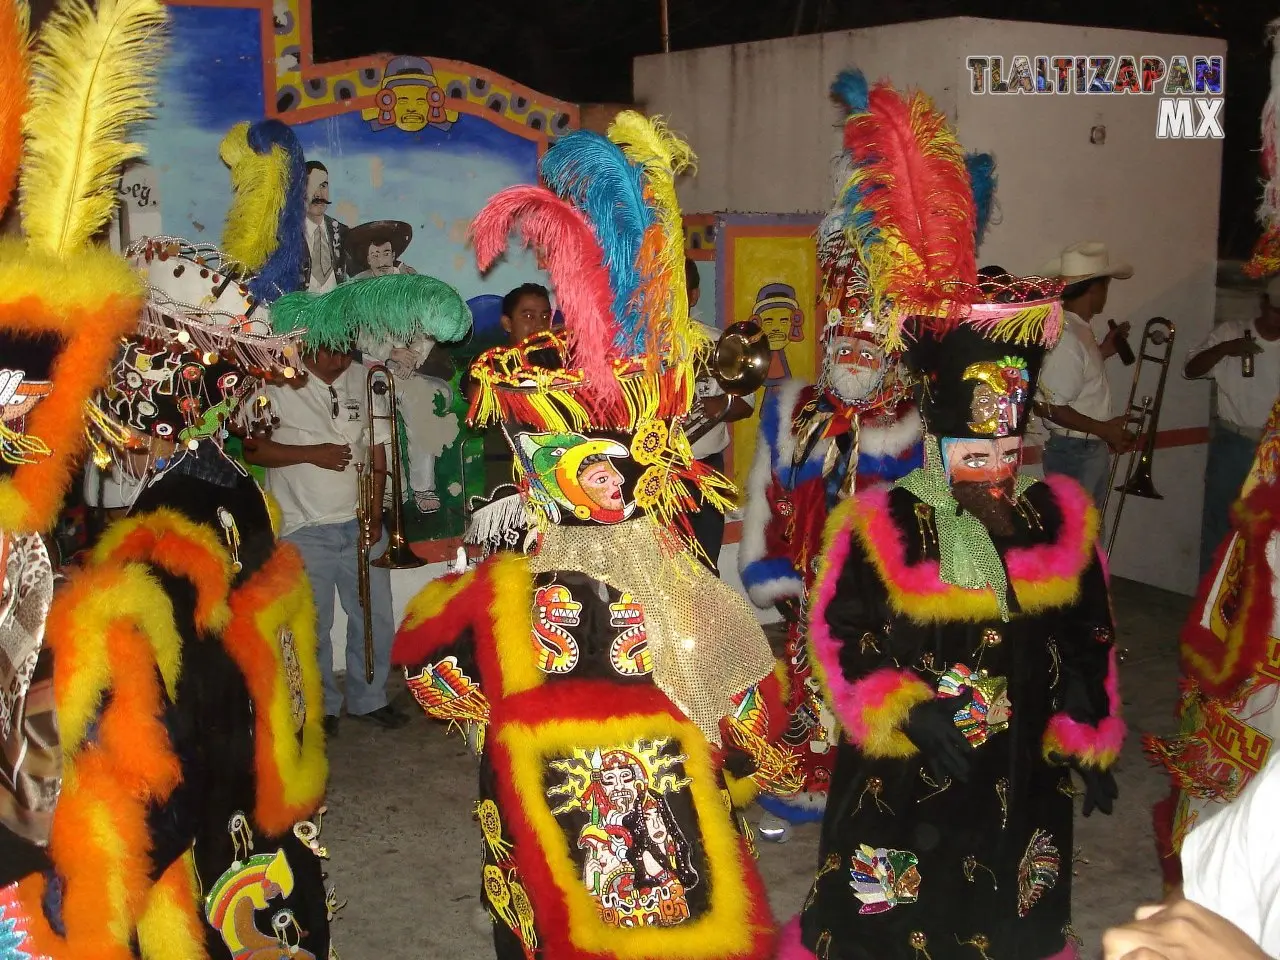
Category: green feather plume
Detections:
[{"x1": 270, "y1": 274, "x2": 472, "y2": 351}]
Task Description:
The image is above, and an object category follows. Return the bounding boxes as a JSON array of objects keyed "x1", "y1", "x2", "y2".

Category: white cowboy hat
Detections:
[{"x1": 1039, "y1": 241, "x2": 1134, "y2": 283}]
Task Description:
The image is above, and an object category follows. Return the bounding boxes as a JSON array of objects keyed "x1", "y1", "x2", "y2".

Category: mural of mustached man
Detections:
[
  {"x1": 349, "y1": 220, "x2": 456, "y2": 514},
  {"x1": 302, "y1": 160, "x2": 349, "y2": 291}
]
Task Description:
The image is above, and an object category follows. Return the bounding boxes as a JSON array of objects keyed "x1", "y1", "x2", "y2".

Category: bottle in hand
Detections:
[
  {"x1": 1244, "y1": 329, "x2": 1256, "y2": 378},
  {"x1": 1108, "y1": 320, "x2": 1136, "y2": 366}
]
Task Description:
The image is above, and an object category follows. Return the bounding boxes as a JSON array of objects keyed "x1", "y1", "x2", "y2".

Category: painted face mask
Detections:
[
  {"x1": 514, "y1": 430, "x2": 637, "y2": 525},
  {"x1": 941, "y1": 436, "x2": 1023, "y2": 535},
  {"x1": 823, "y1": 334, "x2": 886, "y2": 403}
]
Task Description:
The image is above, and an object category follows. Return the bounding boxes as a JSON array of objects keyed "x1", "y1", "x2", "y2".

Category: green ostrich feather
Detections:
[{"x1": 270, "y1": 274, "x2": 472, "y2": 350}]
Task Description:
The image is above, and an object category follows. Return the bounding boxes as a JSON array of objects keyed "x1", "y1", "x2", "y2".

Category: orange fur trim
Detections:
[
  {"x1": 223, "y1": 543, "x2": 327, "y2": 833},
  {"x1": 0, "y1": 248, "x2": 142, "y2": 533},
  {"x1": 93, "y1": 508, "x2": 233, "y2": 632},
  {"x1": 0, "y1": 0, "x2": 26, "y2": 210}
]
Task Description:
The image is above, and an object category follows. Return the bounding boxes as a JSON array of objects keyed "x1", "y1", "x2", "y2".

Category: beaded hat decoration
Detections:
[
  {"x1": 85, "y1": 237, "x2": 306, "y2": 464},
  {"x1": 0, "y1": 0, "x2": 166, "y2": 533},
  {"x1": 468, "y1": 112, "x2": 735, "y2": 534}
]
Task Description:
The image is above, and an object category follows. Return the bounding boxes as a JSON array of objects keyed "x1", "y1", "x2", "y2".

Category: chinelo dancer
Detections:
[
  {"x1": 738, "y1": 73, "x2": 999, "y2": 841},
  {"x1": 779, "y1": 68, "x2": 1122, "y2": 960},
  {"x1": 392, "y1": 113, "x2": 795, "y2": 960}
]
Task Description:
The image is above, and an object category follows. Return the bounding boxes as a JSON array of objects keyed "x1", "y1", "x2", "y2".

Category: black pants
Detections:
[{"x1": 688, "y1": 452, "x2": 725, "y2": 574}]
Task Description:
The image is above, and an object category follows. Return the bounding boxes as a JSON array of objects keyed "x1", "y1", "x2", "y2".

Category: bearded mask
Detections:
[{"x1": 823, "y1": 334, "x2": 887, "y2": 403}]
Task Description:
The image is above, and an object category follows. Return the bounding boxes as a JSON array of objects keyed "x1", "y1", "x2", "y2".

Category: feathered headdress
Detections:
[
  {"x1": 1245, "y1": 18, "x2": 1280, "y2": 279},
  {"x1": 0, "y1": 0, "x2": 164, "y2": 532},
  {"x1": 270, "y1": 273, "x2": 472, "y2": 352},
  {"x1": 831, "y1": 68, "x2": 980, "y2": 351},
  {"x1": 219, "y1": 119, "x2": 307, "y2": 303}
]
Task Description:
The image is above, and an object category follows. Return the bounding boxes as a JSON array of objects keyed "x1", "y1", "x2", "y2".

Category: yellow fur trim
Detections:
[
  {"x1": 858, "y1": 678, "x2": 933, "y2": 759},
  {"x1": 489, "y1": 553, "x2": 540, "y2": 697},
  {"x1": 723, "y1": 769, "x2": 760, "y2": 809},
  {"x1": 136, "y1": 851, "x2": 206, "y2": 960},
  {"x1": 499, "y1": 712, "x2": 761, "y2": 958},
  {"x1": 264, "y1": 490, "x2": 282, "y2": 537},
  {"x1": 20, "y1": 0, "x2": 167, "y2": 257},
  {"x1": 54, "y1": 563, "x2": 182, "y2": 753},
  {"x1": 400, "y1": 564, "x2": 478, "y2": 631}
]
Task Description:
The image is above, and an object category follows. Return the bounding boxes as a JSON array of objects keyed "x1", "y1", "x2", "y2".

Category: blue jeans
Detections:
[
  {"x1": 1199, "y1": 423, "x2": 1258, "y2": 578},
  {"x1": 286, "y1": 519, "x2": 394, "y2": 717},
  {"x1": 1042, "y1": 434, "x2": 1111, "y2": 507}
]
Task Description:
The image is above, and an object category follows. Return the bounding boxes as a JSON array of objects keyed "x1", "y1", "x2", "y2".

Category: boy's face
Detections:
[
  {"x1": 502, "y1": 294, "x2": 553, "y2": 345},
  {"x1": 304, "y1": 345, "x2": 353, "y2": 384}
]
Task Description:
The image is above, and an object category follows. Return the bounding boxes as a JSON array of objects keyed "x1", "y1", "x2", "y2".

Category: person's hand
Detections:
[
  {"x1": 1099, "y1": 320, "x2": 1132, "y2": 359},
  {"x1": 701, "y1": 394, "x2": 730, "y2": 421},
  {"x1": 1102, "y1": 899, "x2": 1270, "y2": 960},
  {"x1": 1098, "y1": 415, "x2": 1137, "y2": 453},
  {"x1": 1076, "y1": 764, "x2": 1119, "y2": 817},
  {"x1": 311, "y1": 442, "x2": 352, "y2": 472},
  {"x1": 904, "y1": 694, "x2": 973, "y2": 784},
  {"x1": 388, "y1": 346, "x2": 420, "y2": 373},
  {"x1": 1218, "y1": 337, "x2": 1261, "y2": 359}
]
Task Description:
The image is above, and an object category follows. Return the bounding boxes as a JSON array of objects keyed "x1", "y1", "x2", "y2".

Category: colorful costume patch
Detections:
[{"x1": 849, "y1": 845, "x2": 922, "y2": 914}]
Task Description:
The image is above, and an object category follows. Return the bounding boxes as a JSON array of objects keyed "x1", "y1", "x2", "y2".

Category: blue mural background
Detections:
[{"x1": 144, "y1": 4, "x2": 554, "y2": 545}]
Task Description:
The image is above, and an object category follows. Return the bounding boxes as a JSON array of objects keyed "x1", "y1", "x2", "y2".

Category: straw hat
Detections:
[{"x1": 1040, "y1": 241, "x2": 1133, "y2": 283}]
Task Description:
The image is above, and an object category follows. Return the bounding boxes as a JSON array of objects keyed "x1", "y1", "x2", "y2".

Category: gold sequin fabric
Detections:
[{"x1": 529, "y1": 519, "x2": 776, "y2": 744}]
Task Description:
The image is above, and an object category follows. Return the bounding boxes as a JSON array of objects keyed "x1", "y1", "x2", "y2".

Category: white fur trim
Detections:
[
  {"x1": 858, "y1": 404, "x2": 923, "y2": 459},
  {"x1": 746, "y1": 573, "x2": 803, "y2": 609},
  {"x1": 738, "y1": 380, "x2": 809, "y2": 582}
]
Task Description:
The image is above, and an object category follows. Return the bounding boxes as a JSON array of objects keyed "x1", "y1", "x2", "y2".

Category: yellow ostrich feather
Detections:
[
  {"x1": 606, "y1": 111, "x2": 698, "y2": 363},
  {"x1": 219, "y1": 120, "x2": 291, "y2": 271},
  {"x1": 19, "y1": 0, "x2": 167, "y2": 258}
]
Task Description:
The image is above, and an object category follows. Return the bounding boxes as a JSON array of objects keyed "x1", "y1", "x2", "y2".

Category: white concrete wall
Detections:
[{"x1": 636, "y1": 18, "x2": 1226, "y2": 594}]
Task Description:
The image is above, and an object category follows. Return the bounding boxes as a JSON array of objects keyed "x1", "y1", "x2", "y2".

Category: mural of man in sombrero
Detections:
[
  {"x1": 351, "y1": 220, "x2": 456, "y2": 514},
  {"x1": 751, "y1": 281, "x2": 806, "y2": 385}
]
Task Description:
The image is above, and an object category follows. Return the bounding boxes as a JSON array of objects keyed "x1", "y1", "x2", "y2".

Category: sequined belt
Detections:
[{"x1": 529, "y1": 519, "x2": 776, "y2": 745}]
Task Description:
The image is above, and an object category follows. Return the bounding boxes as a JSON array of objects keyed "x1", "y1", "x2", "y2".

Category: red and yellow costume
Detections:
[{"x1": 393, "y1": 114, "x2": 792, "y2": 960}]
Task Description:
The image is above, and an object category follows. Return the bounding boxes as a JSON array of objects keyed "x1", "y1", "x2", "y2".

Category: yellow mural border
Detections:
[{"x1": 169, "y1": 0, "x2": 580, "y2": 149}]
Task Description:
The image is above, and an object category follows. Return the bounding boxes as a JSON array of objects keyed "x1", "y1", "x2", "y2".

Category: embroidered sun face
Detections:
[
  {"x1": 630, "y1": 419, "x2": 669, "y2": 466},
  {"x1": 963, "y1": 356, "x2": 1030, "y2": 437},
  {"x1": 850, "y1": 844, "x2": 922, "y2": 914}
]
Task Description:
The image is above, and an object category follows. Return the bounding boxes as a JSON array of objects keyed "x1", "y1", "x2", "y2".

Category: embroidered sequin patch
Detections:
[
  {"x1": 1016, "y1": 829, "x2": 1060, "y2": 917},
  {"x1": 850, "y1": 844, "x2": 922, "y2": 914}
]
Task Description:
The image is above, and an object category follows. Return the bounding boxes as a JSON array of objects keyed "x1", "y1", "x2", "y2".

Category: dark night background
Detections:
[{"x1": 309, "y1": 0, "x2": 1275, "y2": 259}]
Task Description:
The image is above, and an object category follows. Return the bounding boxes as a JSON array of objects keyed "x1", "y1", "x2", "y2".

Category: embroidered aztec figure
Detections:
[
  {"x1": 548, "y1": 742, "x2": 700, "y2": 928},
  {"x1": 962, "y1": 355, "x2": 1030, "y2": 437},
  {"x1": 204, "y1": 843, "x2": 315, "y2": 960},
  {"x1": 533, "y1": 582, "x2": 584, "y2": 674},
  {"x1": 517, "y1": 432, "x2": 637, "y2": 524},
  {"x1": 937, "y1": 663, "x2": 1013, "y2": 746},
  {"x1": 608, "y1": 594, "x2": 653, "y2": 676}
]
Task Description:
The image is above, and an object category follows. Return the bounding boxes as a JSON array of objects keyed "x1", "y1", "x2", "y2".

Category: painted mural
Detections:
[
  {"x1": 710, "y1": 215, "x2": 823, "y2": 489},
  {"x1": 144, "y1": 0, "x2": 578, "y2": 552}
]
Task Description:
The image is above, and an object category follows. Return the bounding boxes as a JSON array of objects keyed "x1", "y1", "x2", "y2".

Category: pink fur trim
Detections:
[
  {"x1": 1041, "y1": 941, "x2": 1080, "y2": 960},
  {"x1": 840, "y1": 668, "x2": 931, "y2": 746},
  {"x1": 1046, "y1": 712, "x2": 1126, "y2": 762},
  {"x1": 854, "y1": 474, "x2": 1096, "y2": 602},
  {"x1": 775, "y1": 917, "x2": 814, "y2": 960}
]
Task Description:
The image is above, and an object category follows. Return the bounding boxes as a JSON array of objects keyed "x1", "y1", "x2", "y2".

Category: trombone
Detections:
[
  {"x1": 1101, "y1": 317, "x2": 1176, "y2": 554},
  {"x1": 356, "y1": 363, "x2": 426, "y2": 683}
]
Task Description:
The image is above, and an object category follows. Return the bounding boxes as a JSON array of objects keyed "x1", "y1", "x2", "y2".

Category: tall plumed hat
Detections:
[
  {"x1": 468, "y1": 112, "x2": 734, "y2": 533},
  {"x1": 830, "y1": 68, "x2": 1062, "y2": 438},
  {"x1": 0, "y1": 0, "x2": 167, "y2": 533},
  {"x1": 268, "y1": 273, "x2": 472, "y2": 352}
]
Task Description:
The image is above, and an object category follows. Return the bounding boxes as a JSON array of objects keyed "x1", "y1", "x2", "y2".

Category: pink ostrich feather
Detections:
[{"x1": 469, "y1": 184, "x2": 624, "y2": 416}]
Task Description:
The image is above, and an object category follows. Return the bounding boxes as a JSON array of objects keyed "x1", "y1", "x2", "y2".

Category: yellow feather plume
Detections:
[
  {"x1": 219, "y1": 120, "x2": 290, "y2": 271},
  {"x1": 20, "y1": 0, "x2": 168, "y2": 258},
  {"x1": 606, "y1": 111, "x2": 698, "y2": 364}
]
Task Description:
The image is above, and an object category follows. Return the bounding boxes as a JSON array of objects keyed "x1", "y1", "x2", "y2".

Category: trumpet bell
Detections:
[
  {"x1": 371, "y1": 530, "x2": 427, "y2": 569},
  {"x1": 711, "y1": 320, "x2": 771, "y2": 396}
]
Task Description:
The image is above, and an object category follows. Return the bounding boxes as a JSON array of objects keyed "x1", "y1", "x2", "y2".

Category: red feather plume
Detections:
[
  {"x1": 469, "y1": 184, "x2": 624, "y2": 416},
  {"x1": 842, "y1": 84, "x2": 978, "y2": 337}
]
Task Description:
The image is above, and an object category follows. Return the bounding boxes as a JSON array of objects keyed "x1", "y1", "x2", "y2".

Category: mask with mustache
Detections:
[{"x1": 950, "y1": 476, "x2": 1018, "y2": 536}]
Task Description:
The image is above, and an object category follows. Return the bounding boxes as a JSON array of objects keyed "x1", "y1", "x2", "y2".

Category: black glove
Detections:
[
  {"x1": 903, "y1": 693, "x2": 973, "y2": 784},
  {"x1": 1075, "y1": 764, "x2": 1118, "y2": 817}
]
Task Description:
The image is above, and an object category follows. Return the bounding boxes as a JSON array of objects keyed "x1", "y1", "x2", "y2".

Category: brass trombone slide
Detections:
[
  {"x1": 1101, "y1": 317, "x2": 1176, "y2": 554},
  {"x1": 356, "y1": 364, "x2": 426, "y2": 683}
]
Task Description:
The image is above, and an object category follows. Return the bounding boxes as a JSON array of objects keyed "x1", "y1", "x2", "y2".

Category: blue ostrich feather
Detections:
[
  {"x1": 831, "y1": 69, "x2": 870, "y2": 113},
  {"x1": 246, "y1": 119, "x2": 307, "y2": 304},
  {"x1": 540, "y1": 131, "x2": 652, "y2": 352},
  {"x1": 965, "y1": 151, "x2": 997, "y2": 247}
]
